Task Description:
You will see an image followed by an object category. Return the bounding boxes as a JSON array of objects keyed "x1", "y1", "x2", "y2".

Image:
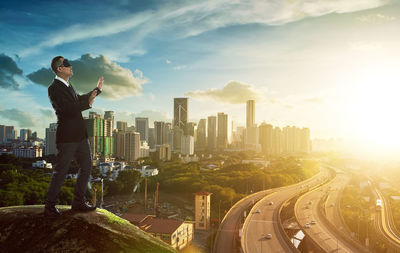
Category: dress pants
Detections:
[{"x1": 45, "y1": 138, "x2": 92, "y2": 207}]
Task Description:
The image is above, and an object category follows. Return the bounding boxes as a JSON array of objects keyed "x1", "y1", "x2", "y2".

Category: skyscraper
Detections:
[
  {"x1": 217, "y1": 112, "x2": 229, "y2": 150},
  {"x1": 125, "y1": 131, "x2": 140, "y2": 162},
  {"x1": 0, "y1": 125, "x2": 5, "y2": 143},
  {"x1": 259, "y1": 123, "x2": 273, "y2": 156},
  {"x1": 45, "y1": 123, "x2": 57, "y2": 156},
  {"x1": 19, "y1": 129, "x2": 32, "y2": 141},
  {"x1": 196, "y1": 119, "x2": 207, "y2": 151},
  {"x1": 181, "y1": 135, "x2": 194, "y2": 155},
  {"x1": 207, "y1": 116, "x2": 217, "y2": 152},
  {"x1": 135, "y1": 117, "x2": 149, "y2": 142},
  {"x1": 5, "y1": 126, "x2": 15, "y2": 142},
  {"x1": 173, "y1": 98, "x2": 188, "y2": 129},
  {"x1": 85, "y1": 112, "x2": 113, "y2": 159},
  {"x1": 154, "y1": 121, "x2": 166, "y2": 145},
  {"x1": 113, "y1": 129, "x2": 126, "y2": 159},
  {"x1": 246, "y1": 100, "x2": 255, "y2": 129},
  {"x1": 104, "y1": 111, "x2": 114, "y2": 130},
  {"x1": 116, "y1": 121, "x2": 128, "y2": 132}
]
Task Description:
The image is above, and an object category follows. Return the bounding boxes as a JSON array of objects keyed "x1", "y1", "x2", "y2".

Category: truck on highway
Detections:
[{"x1": 376, "y1": 199, "x2": 382, "y2": 211}]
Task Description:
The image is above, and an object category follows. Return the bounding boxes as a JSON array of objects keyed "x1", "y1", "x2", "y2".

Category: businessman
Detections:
[{"x1": 44, "y1": 56, "x2": 103, "y2": 217}]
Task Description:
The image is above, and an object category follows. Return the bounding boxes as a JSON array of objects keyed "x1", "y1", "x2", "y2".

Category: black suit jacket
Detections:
[{"x1": 48, "y1": 79, "x2": 100, "y2": 144}]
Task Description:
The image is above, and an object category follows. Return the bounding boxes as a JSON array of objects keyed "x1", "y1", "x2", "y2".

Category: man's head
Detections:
[{"x1": 51, "y1": 56, "x2": 73, "y2": 78}]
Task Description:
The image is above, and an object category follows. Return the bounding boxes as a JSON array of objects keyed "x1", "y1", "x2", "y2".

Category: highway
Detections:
[
  {"x1": 212, "y1": 188, "x2": 274, "y2": 253},
  {"x1": 373, "y1": 185, "x2": 400, "y2": 249},
  {"x1": 241, "y1": 167, "x2": 331, "y2": 253},
  {"x1": 295, "y1": 172, "x2": 365, "y2": 252}
]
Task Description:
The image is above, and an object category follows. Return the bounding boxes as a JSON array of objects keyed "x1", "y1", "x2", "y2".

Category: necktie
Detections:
[{"x1": 68, "y1": 83, "x2": 78, "y2": 100}]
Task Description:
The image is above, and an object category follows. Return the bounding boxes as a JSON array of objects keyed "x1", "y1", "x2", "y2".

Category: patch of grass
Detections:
[{"x1": 96, "y1": 208, "x2": 130, "y2": 225}]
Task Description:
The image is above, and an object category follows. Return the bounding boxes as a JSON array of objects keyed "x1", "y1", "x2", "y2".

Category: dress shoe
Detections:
[
  {"x1": 71, "y1": 202, "x2": 96, "y2": 212},
  {"x1": 44, "y1": 205, "x2": 62, "y2": 218}
]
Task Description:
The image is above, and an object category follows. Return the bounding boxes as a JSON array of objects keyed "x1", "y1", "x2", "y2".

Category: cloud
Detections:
[
  {"x1": 28, "y1": 54, "x2": 148, "y2": 99},
  {"x1": 173, "y1": 65, "x2": 186, "y2": 70},
  {"x1": 357, "y1": 13, "x2": 397, "y2": 24},
  {"x1": 185, "y1": 81, "x2": 262, "y2": 104},
  {"x1": 304, "y1": 97, "x2": 324, "y2": 104},
  {"x1": 19, "y1": 0, "x2": 389, "y2": 57},
  {"x1": 39, "y1": 108, "x2": 56, "y2": 120},
  {"x1": 0, "y1": 53, "x2": 24, "y2": 89},
  {"x1": 0, "y1": 108, "x2": 36, "y2": 127}
]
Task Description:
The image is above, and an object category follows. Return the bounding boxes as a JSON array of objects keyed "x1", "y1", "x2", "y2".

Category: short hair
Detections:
[{"x1": 51, "y1": 56, "x2": 64, "y2": 74}]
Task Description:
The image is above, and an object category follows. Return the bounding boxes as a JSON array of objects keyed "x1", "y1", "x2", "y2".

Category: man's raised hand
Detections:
[
  {"x1": 89, "y1": 90, "x2": 97, "y2": 106},
  {"x1": 97, "y1": 76, "x2": 104, "y2": 90}
]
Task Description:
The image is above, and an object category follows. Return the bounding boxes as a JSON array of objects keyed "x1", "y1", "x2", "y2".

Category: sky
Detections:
[{"x1": 1, "y1": 0, "x2": 400, "y2": 158}]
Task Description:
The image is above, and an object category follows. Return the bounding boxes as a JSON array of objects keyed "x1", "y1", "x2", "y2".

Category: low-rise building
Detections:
[
  {"x1": 134, "y1": 165, "x2": 158, "y2": 177},
  {"x1": 13, "y1": 146, "x2": 42, "y2": 158},
  {"x1": 32, "y1": 160, "x2": 52, "y2": 169},
  {"x1": 121, "y1": 214, "x2": 193, "y2": 250}
]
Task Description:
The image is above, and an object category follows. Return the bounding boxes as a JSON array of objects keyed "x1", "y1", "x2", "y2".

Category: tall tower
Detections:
[
  {"x1": 196, "y1": 119, "x2": 207, "y2": 151},
  {"x1": 246, "y1": 100, "x2": 255, "y2": 129},
  {"x1": 194, "y1": 191, "x2": 212, "y2": 230},
  {"x1": 173, "y1": 98, "x2": 188, "y2": 129},
  {"x1": 259, "y1": 123, "x2": 273, "y2": 157},
  {"x1": 125, "y1": 131, "x2": 140, "y2": 163},
  {"x1": 207, "y1": 116, "x2": 217, "y2": 152},
  {"x1": 154, "y1": 121, "x2": 166, "y2": 145},
  {"x1": 217, "y1": 112, "x2": 229, "y2": 150},
  {"x1": 135, "y1": 117, "x2": 149, "y2": 142},
  {"x1": 104, "y1": 111, "x2": 114, "y2": 130},
  {"x1": 45, "y1": 123, "x2": 57, "y2": 156}
]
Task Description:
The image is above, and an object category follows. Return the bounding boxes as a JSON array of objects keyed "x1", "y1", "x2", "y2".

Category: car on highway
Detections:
[
  {"x1": 305, "y1": 223, "x2": 311, "y2": 228},
  {"x1": 255, "y1": 209, "x2": 261, "y2": 214},
  {"x1": 311, "y1": 220, "x2": 316, "y2": 225},
  {"x1": 268, "y1": 201, "x2": 274, "y2": 206},
  {"x1": 265, "y1": 233, "x2": 272, "y2": 239}
]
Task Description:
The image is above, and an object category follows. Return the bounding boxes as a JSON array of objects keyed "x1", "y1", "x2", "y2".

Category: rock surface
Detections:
[{"x1": 0, "y1": 205, "x2": 176, "y2": 253}]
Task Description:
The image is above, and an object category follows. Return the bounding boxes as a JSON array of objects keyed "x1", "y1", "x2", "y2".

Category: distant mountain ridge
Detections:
[{"x1": 0, "y1": 205, "x2": 176, "y2": 253}]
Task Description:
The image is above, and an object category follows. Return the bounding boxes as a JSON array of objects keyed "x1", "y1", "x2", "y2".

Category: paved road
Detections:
[
  {"x1": 242, "y1": 167, "x2": 331, "y2": 253},
  {"x1": 373, "y1": 185, "x2": 400, "y2": 249},
  {"x1": 295, "y1": 172, "x2": 362, "y2": 252}
]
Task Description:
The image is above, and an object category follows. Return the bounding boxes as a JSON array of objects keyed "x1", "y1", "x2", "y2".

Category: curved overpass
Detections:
[
  {"x1": 294, "y1": 172, "x2": 366, "y2": 252},
  {"x1": 241, "y1": 167, "x2": 331, "y2": 253}
]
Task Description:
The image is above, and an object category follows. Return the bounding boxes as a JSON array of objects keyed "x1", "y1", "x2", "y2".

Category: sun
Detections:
[{"x1": 348, "y1": 69, "x2": 400, "y2": 151}]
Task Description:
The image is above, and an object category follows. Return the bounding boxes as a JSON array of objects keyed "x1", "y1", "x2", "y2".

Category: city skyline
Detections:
[{"x1": 1, "y1": 0, "x2": 400, "y2": 159}]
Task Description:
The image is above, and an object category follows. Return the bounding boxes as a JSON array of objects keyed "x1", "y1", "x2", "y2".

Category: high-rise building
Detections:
[
  {"x1": 173, "y1": 98, "x2": 188, "y2": 129},
  {"x1": 148, "y1": 128, "x2": 155, "y2": 149},
  {"x1": 173, "y1": 127, "x2": 183, "y2": 152},
  {"x1": 135, "y1": 117, "x2": 149, "y2": 142},
  {"x1": 207, "y1": 116, "x2": 217, "y2": 152},
  {"x1": 196, "y1": 119, "x2": 207, "y2": 151},
  {"x1": 246, "y1": 100, "x2": 255, "y2": 129},
  {"x1": 0, "y1": 125, "x2": 5, "y2": 143},
  {"x1": 104, "y1": 111, "x2": 114, "y2": 130},
  {"x1": 217, "y1": 112, "x2": 230, "y2": 150},
  {"x1": 154, "y1": 121, "x2": 166, "y2": 146},
  {"x1": 113, "y1": 129, "x2": 126, "y2": 159},
  {"x1": 85, "y1": 112, "x2": 113, "y2": 159},
  {"x1": 272, "y1": 127, "x2": 282, "y2": 155},
  {"x1": 194, "y1": 191, "x2": 212, "y2": 230},
  {"x1": 184, "y1": 122, "x2": 196, "y2": 136},
  {"x1": 181, "y1": 135, "x2": 194, "y2": 155},
  {"x1": 300, "y1": 128, "x2": 311, "y2": 153},
  {"x1": 259, "y1": 123, "x2": 273, "y2": 156},
  {"x1": 20, "y1": 129, "x2": 32, "y2": 141},
  {"x1": 45, "y1": 123, "x2": 57, "y2": 156},
  {"x1": 125, "y1": 131, "x2": 140, "y2": 163},
  {"x1": 116, "y1": 121, "x2": 128, "y2": 132},
  {"x1": 156, "y1": 144, "x2": 171, "y2": 161},
  {"x1": 140, "y1": 141, "x2": 150, "y2": 158},
  {"x1": 5, "y1": 126, "x2": 16, "y2": 142}
]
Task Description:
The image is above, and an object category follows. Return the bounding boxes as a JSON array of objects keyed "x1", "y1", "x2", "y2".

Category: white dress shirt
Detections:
[{"x1": 55, "y1": 75, "x2": 70, "y2": 87}]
